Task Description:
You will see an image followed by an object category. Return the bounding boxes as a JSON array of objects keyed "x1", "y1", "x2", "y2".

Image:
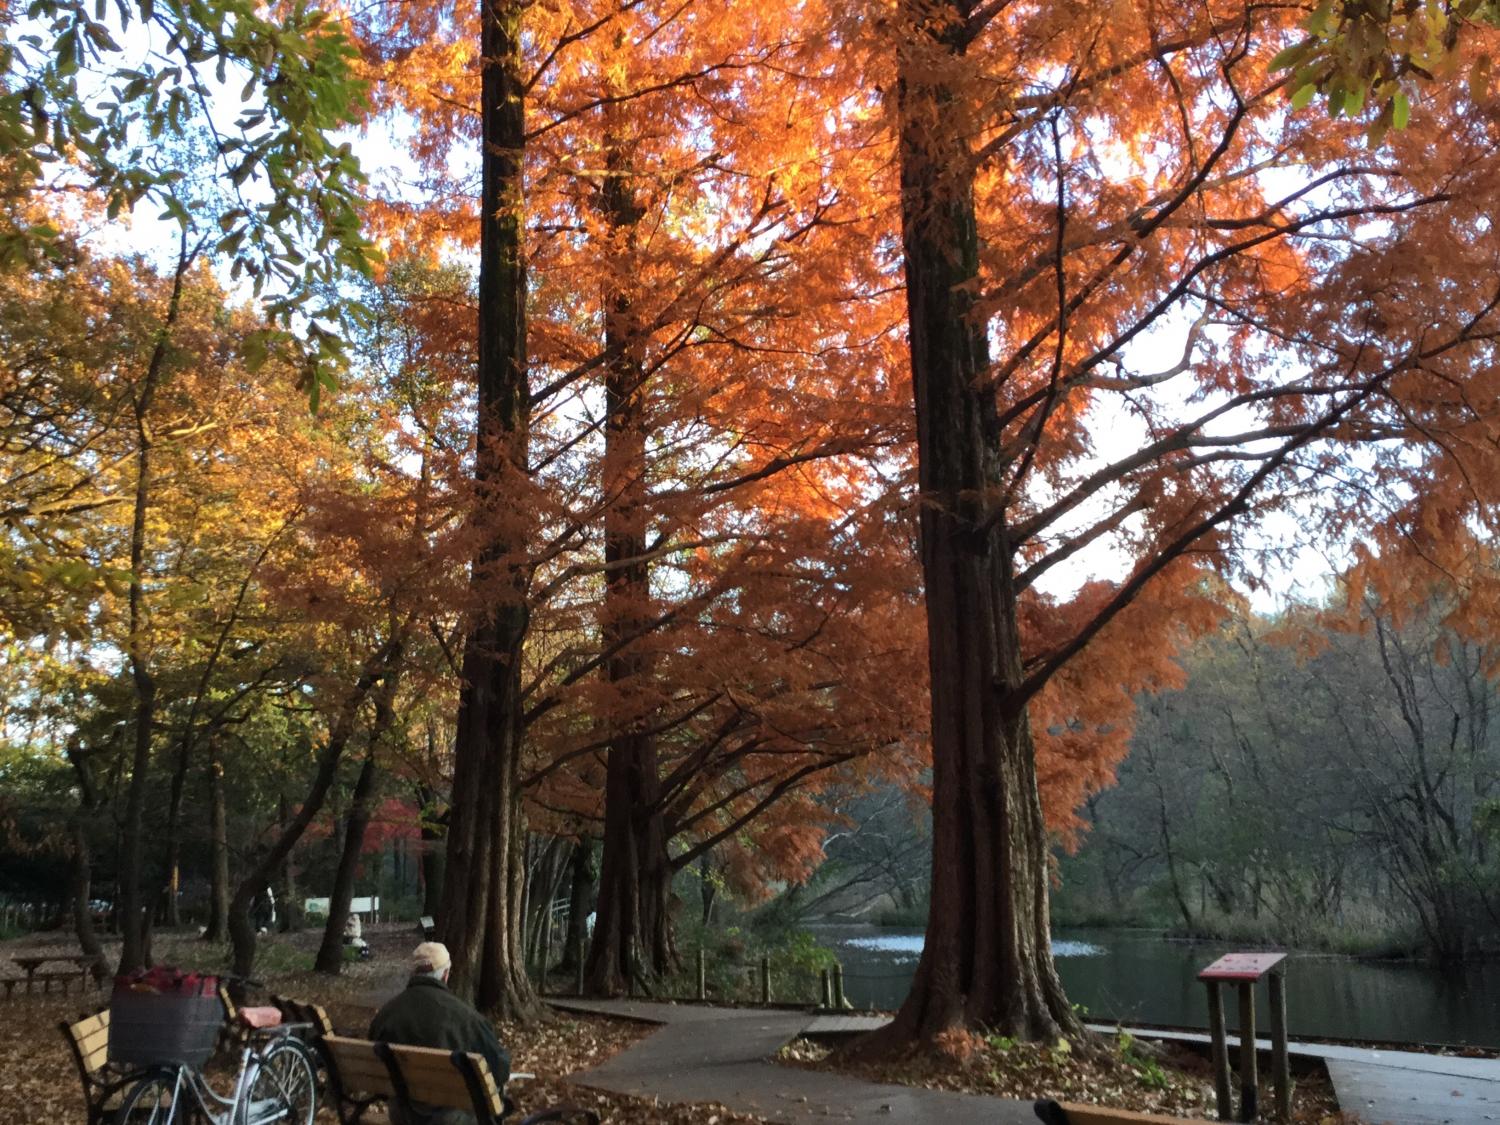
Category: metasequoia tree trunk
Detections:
[
  {"x1": 584, "y1": 112, "x2": 675, "y2": 996},
  {"x1": 204, "y1": 736, "x2": 230, "y2": 942},
  {"x1": 315, "y1": 750, "x2": 379, "y2": 973},
  {"x1": 862, "y1": 0, "x2": 1081, "y2": 1048},
  {"x1": 437, "y1": 0, "x2": 539, "y2": 1019}
]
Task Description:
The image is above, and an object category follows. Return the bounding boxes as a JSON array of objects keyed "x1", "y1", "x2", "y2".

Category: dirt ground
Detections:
[{"x1": 1, "y1": 922, "x2": 769, "y2": 1124}]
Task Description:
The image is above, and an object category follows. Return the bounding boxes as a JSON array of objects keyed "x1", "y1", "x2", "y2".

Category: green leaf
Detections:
[
  {"x1": 1269, "y1": 41, "x2": 1314, "y2": 72},
  {"x1": 242, "y1": 331, "x2": 270, "y2": 371},
  {"x1": 1291, "y1": 83, "x2": 1317, "y2": 109},
  {"x1": 1472, "y1": 54, "x2": 1492, "y2": 102},
  {"x1": 1304, "y1": 0, "x2": 1334, "y2": 35},
  {"x1": 1392, "y1": 89, "x2": 1411, "y2": 128}
]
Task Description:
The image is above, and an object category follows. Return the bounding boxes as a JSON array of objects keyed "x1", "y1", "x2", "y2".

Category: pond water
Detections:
[{"x1": 812, "y1": 925, "x2": 1500, "y2": 1047}]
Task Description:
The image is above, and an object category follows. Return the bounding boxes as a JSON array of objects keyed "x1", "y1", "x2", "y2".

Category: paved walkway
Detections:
[
  {"x1": 551, "y1": 998, "x2": 1037, "y2": 1123},
  {"x1": 802, "y1": 1014, "x2": 1500, "y2": 1125},
  {"x1": 555, "y1": 1000, "x2": 1500, "y2": 1125}
]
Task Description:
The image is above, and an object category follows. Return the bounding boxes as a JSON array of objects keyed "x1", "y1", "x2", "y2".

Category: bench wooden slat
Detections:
[
  {"x1": 390, "y1": 1049, "x2": 495, "y2": 1112},
  {"x1": 323, "y1": 1036, "x2": 399, "y2": 1098},
  {"x1": 323, "y1": 1032, "x2": 597, "y2": 1125},
  {"x1": 61, "y1": 1008, "x2": 140, "y2": 1125},
  {"x1": 324, "y1": 1035, "x2": 503, "y2": 1122},
  {"x1": 76, "y1": 1024, "x2": 110, "y2": 1071}
]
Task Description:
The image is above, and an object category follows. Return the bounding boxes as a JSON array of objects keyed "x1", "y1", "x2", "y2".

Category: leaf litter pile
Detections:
[
  {"x1": 0, "y1": 925, "x2": 772, "y2": 1125},
  {"x1": 780, "y1": 1027, "x2": 1358, "y2": 1124}
]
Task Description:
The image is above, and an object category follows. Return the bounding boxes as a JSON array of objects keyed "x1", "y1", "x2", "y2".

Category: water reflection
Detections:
[{"x1": 814, "y1": 925, "x2": 1500, "y2": 1047}]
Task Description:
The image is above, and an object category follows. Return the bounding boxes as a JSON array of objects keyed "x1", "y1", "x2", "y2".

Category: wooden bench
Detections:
[
  {"x1": 322, "y1": 1034, "x2": 599, "y2": 1125},
  {"x1": 1035, "y1": 1100, "x2": 1212, "y2": 1124},
  {"x1": 272, "y1": 993, "x2": 337, "y2": 1039},
  {"x1": 59, "y1": 1008, "x2": 142, "y2": 1125}
]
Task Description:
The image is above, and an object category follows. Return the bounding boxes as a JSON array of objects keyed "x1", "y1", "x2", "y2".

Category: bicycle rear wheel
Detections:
[
  {"x1": 238, "y1": 1037, "x2": 317, "y2": 1125},
  {"x1": 114, "y1": 1068, "x2": 183, "y2": 1124}
]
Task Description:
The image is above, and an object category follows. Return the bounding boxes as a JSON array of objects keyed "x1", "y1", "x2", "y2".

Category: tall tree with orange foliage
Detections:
[
  {"x1": 345, "y1": 0, "x2": 908, "y2": 1009},
  {"x1": 855, "y1": 0, "x2": 1500, "y2": 1046}
]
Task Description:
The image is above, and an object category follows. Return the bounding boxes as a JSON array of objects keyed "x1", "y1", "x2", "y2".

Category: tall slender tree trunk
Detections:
[
  {"x1": 558, "y1": 840, "x2": 594, "y2": 976},
  {"x1": 118, "y1": 243, "x2": 195, "y2": 975},
  {"x1": 228, "y1": 639, "x2": 400, "y2": 976},
  {"x1": 861, "y1": 0, "x2": 1080, "y2": 1049},
  {"x1": 66, "y1": 745, "x2": 108, "y2": 982},
  {"x1": 204, "y1": 736, "x2": 230, "y2": 942},
  {"x1": 583, "y1": 102, "x2": 675, "y2": 997},
  {"x1": 418, "y1": 783, "x2": 446, "y2": 918},
  {"x1": 699, "y1": 851, "x2": 717, "y2": 926},
  {"x1": 437, "y1": 0, "x2": 539, "y2": 1020},
  {"x1": 316, "y1": 751, "x2": 380, "y2": 973},
  {"x1": 161, "y1": 736, "x2": 193, "y2": 931},
  {"x1": 276, "y1": 794, "x2": 304, "y2": 933}
]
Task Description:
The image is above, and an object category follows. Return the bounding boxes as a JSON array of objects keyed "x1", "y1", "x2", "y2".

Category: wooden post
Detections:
[
  {"x1": 759, "y1": 956, "x2": 771, "y2": 1004},
  {"x1": 820, "y1": 968, "x2": 832, "y2": 1009},
  {"x1": 1206, "y1": 981, "x2": 1233, "y2": 1121},
  {"x1": 833, "y1": 962, "x2": 846, "y2": 1008},
  {"x1": 1269, "y1": 970, "x2": 1292, "y2": 1121},
  {"x1": 696, "y1": 949, "x2": 707, "y2": 1001},
  {"x1": 575, "y1": 955, "x2": 584, "y2": 997},
  {"x1": 1238, "y1": 981, "x2": 1258, "y2": 1123}
]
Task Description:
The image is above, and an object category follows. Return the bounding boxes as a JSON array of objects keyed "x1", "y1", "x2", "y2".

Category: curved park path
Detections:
[
  {"x1": 550, "y1": 998, "x2": 1037, "y2": 1123},
  {"x1": 356, "y1": 975, "x2": 1500, "y2": 1125},
  {"x1": 552, "y1": 999, "x2": 1500, "y2": 1125}
]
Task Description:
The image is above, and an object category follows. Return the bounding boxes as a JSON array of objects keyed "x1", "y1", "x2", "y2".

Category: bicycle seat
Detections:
[{"x1": 237, "y1": 1006, "x2": 284, "y2": 1029}]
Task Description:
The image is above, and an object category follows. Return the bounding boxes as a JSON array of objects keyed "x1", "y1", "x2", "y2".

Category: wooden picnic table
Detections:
[{"x1": 9, "y1": 953, "x2": 103, "y2": 995}]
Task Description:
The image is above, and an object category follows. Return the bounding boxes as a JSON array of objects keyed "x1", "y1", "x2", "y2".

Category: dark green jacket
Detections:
[{"x1": 369, "y1": 975, "x2": 511, "y2": 1121}]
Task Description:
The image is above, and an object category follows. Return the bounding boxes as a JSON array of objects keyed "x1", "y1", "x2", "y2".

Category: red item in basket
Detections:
[{"x1": 114, "y1": 965, "x2": 220, "y2": 996}]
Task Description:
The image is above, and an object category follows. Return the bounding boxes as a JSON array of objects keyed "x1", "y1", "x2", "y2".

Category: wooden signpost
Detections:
[{"x1": 1198, "y1": 952, "x2": 1291, "y2": 1122}]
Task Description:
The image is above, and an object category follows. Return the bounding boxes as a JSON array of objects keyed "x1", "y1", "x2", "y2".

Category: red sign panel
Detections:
[{"x1": 1197, "y1": 952, "x2": 1287, "y2": 982}]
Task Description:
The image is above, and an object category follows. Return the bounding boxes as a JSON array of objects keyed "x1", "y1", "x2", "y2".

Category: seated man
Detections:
[{"x1": 369, "y1": 942, "x2": 512, "y2": 1125}]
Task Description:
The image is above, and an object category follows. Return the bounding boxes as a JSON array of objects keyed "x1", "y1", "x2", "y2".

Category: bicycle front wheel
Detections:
[
  {"x1": 114, "y1": 1068, "x2": 183, "y2": 1125},
  {"x1": 238, "y1": 1038, "x2": 317, "y2": 1125}
]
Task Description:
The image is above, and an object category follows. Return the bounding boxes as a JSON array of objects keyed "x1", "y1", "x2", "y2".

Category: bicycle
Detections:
[{"x1": 112, "y1": 1000, "x2": 318, "y2": 1124}]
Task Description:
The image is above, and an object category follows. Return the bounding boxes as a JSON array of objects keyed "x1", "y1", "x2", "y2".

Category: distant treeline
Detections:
[{"x1": 1058, "y1": 599, "x2": 1500, "y2": 965}]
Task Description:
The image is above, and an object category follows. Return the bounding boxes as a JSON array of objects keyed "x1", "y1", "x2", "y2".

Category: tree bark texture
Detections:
[
  {"x1": 437, "y1": 0, "x2": 539, "y2": 1019},
  {"x1": 583, "y1": 109, "x2": 677, "y2": 997},
  {"x1": 315, "y1": 750, "x2": 379, "y2": 973},
  {"x1": 863, "y1": 0, "x2": 1081, "y2": 1047}
]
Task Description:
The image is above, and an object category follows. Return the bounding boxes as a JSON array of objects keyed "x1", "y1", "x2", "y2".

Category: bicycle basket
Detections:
[{"x1": 109, "y1": 971, "x2": 225, "y2": 1068}]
